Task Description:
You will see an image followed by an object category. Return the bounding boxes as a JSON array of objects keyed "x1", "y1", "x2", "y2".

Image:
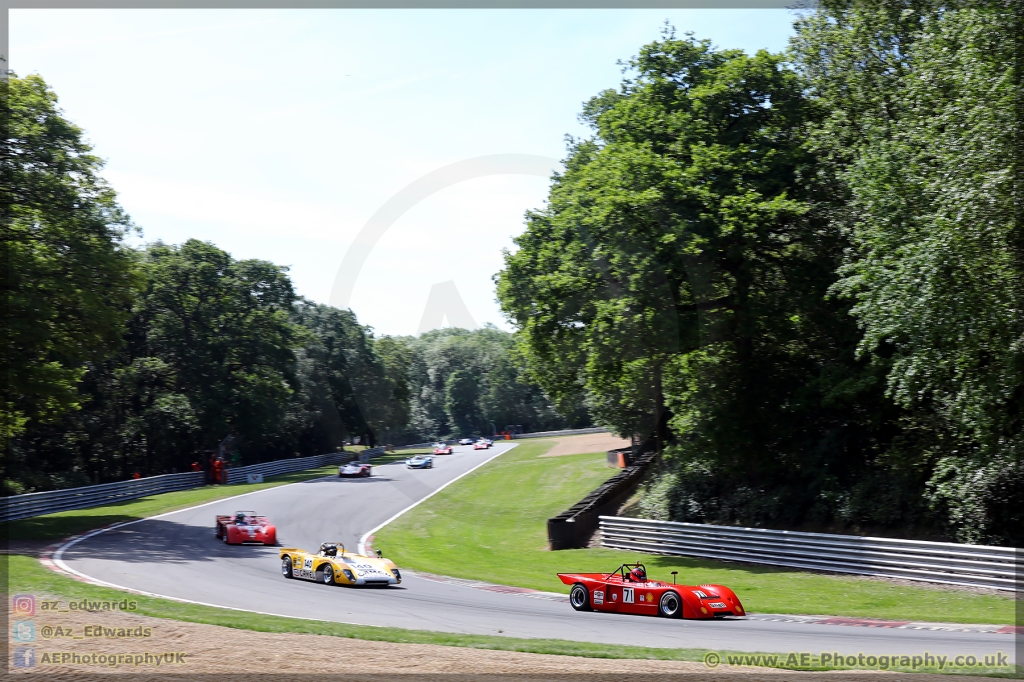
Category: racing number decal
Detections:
[
  {"x1": 622, "y1": 587, "x2": 634, "y2": 604},
  {"x1": 292, "y1": 556, "x2": 317, "y2": 579}
]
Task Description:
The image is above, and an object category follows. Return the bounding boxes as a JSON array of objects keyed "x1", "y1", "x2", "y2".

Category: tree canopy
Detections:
[
  {"x1": 497, "y1": 9, "x2": 1022, "y2": 545},
  {"x1": 2, "y1": 75, "x2": 139, "y2": 449}
]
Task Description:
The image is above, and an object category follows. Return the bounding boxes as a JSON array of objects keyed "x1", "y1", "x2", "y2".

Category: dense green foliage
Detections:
[
  {"x1": 1, "y1": 75, "x2": 140, "y2": 454},
  {"x1": 792, "y1": 1, "x2": 1023, "y2": 543},
  {"x1": 394, "y1": 327, "x2": 588, "y2": 441},
  {"x1": 498, "y1": 31, "x2": 901, "y2": 535},
  {"x1": 498, "y1": 7, "x2": 1021, "y2": 545}
]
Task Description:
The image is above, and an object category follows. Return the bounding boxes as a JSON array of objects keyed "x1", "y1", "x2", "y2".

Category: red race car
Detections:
[
  {"x1": 432, "y1": 442, "x2": 453, "y2": 455},
  {"x1": 215, "y1": 511, "x2": 277, "y2": 545},
  {"x1": 557, "y1": 563, "x2": 745, "y2": 619},
  {"x1": 339, "y1": 461, "x2": 372, "y2": 477},
  {"x1": 473, "y1": 440, "x2": 489, "y2": 450}
]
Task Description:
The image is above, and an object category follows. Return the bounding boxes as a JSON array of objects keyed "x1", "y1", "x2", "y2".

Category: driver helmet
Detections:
[
  {"x1": 629, "y1": 565, "x2": 646, "y2": 582},
  {"x1": 320, "y1": 543, "x2": 337, "y2": 556},
  {"x1": 235, "y1": 512, "x2": 247, "y2": 524}
]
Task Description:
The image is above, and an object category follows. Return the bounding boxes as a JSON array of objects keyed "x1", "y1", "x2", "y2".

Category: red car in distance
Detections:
[
  {"x1": 557, "y1": 563, "x2": 745, "y2": 619},
  {"x1": 432, "y1": 442, "x2": 454, "y2": 455},
  {"x1": 216, "y1": 511, "x2": 277, "y2": 545}
]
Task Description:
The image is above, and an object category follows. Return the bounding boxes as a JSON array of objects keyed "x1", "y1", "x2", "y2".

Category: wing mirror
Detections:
[
  {"x1": 671, "y1": 571, "x2": 678, "y2": 584},
  {"x1": 375, "y1": 549, "x2": 383, "y2": 558}
]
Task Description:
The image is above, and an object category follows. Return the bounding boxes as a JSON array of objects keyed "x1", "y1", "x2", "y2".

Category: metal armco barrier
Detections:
[
  {"x1": 2, "y1": 451, "x2": 360, "y2": 521},
  {"x1": 0, "y1": 472, "x2": 204, "y2": 522},
  {"x1": 358, "y1": 446, "x2": 386, "y2": 462},
  {"x1": 224, "y1": 452, "x2": 352, "y2": 484},
  {"x1": 547, "y1": 450, "x2": 658, "y2": 550},
  {"x1": 598, "y1": 516, "x2": 1020, "y2": 591}
]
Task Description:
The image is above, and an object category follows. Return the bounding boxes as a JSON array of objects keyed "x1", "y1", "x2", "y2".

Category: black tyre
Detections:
[
  {"x1": 222, "y1": 529, "x2": 229, "y2": 544},
  {"x1": 318, "y1": 564, "x2": 335, "y2": 585},
  {"x1": 659, "y1": 590, "x2": 682, "y2": 618},
  {"x1": 569, "y1": 584, "x2": 591, "y2": 612},
  {"x1": 281, "y1": 556, "x2": 293, "y2": 579}
]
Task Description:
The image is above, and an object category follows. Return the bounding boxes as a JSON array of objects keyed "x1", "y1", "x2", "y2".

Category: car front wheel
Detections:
[
  {"x1": 659, "y1": 591, "x2": 681, "y2": 618},
  {"x1": 569, "y1": 584, "x2": 591, "y2": 612},
  {"x1": 319, "y1": 564, "x2": 335, "y2": 585}
]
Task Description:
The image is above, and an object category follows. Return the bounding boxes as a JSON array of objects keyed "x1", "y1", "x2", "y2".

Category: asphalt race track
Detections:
[{"x1": 56, "y1": 443, "x2": 1015, "y2": 663}]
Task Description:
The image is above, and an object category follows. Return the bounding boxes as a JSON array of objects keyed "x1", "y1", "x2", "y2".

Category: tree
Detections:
[
  {"x1": 131, "y1": 240, "x2": 301, "y2": 464},
  {"x1": 1, "y1": 74, "x2": 139, "y2": 463},
  {"x1": 393, "y1": 326, "x2": 581, "y2": 440},
  {"x1": 497, "y1": 30, "x2": 911, "y2": 531},
  {"x1": 792, "y1": 1, "x2": 1023, "y2": 544},
  {"x1": 444, "y1": 369, "x2": 482, "y2": 436},
  {"x1": 291, "y1": 302, "x2": 414, "y2": 448}
]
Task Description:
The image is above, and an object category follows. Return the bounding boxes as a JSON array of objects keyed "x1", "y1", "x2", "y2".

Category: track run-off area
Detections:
[{"x1": 52, "y1": 442, "x2": 1016, "y2": 664}]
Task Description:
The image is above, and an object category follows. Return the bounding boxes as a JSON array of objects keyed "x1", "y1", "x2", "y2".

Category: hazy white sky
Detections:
[{"x1": 12, "y1": 9, "x2": 797, "y2": 336}]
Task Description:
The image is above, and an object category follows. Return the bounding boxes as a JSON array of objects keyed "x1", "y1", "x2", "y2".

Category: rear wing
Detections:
[{"x1": 217, "y1": 514, "x2": 270, "y2": 524}]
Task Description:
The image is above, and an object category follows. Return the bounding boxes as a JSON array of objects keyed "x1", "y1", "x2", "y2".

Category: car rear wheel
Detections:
[
  {"x1": 659, "y1": 591, "x2": 681, "y2": 618},
  {"x1": 222, "y1": 529, "x2": 229, "y2": 544},
  {"x1": 318, "y1": 564, "x2": 335, "y2": 585},
  {"x1": 281, "y1": 557, "x2": 293, "y2": 579},
  {"x1": 569, "y1": 584, "x2": 591, "y2": 611}
]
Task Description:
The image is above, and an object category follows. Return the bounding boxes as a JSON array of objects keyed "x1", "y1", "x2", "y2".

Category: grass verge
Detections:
[
  {"x1": 7, "y1": 464, "x2": 342, "y2": 542},
  {"x1": 373, "y1": 439, "x2": 1016, "y2": 625},
  {"x1": 3, "y1": 554, "x2": 1015, "y2": 677}
]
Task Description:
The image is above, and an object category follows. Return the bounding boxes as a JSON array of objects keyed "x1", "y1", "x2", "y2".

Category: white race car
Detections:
[
  {"x1": 339, "y1": 461, "x2": 372, "y2": 477},
  {"x1": 458, "y1": 438, "x2": 474, "y2": 445}
]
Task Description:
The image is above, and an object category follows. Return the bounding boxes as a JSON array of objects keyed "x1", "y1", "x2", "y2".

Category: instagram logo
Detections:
[{"x1": 12, "y1": 594, "x2": 35, "y2": 617}]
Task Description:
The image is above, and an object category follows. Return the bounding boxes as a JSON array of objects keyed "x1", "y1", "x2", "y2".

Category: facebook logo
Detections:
[{"x1": 13, "y1": 646, "x2": 36, "y2": 668}]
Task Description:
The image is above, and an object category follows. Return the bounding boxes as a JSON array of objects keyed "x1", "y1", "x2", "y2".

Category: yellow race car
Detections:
[{"x1": 279, "y1": 542, "x2": 401, "y2": 587}]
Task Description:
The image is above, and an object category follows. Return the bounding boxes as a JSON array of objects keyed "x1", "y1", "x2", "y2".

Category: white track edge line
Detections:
[
  {"x1": 47, "y1": 445, "x2": 516, "y2": 627},
  {"x1": 52, "y1": 478, "x2": 332, "y2": 565},
  {"x1": 45, "y1": 557, "x2": 374, "y2": 627},
  {"x1": 358, "y1": 442, "x2": 518, "y2": 555},
  {"x1": 49, "y1": 471, "x2": 345, "y2": 596}
]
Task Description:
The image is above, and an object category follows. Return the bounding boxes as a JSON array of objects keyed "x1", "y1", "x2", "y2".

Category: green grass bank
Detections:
[{"x1": 373, "y1": 439, "x2": 1015, "y2": 625}]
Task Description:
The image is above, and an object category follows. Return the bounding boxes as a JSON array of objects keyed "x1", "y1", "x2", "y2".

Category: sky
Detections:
[{"x1": 11, "y1": 9, "x2": 798, "y2": 337}]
